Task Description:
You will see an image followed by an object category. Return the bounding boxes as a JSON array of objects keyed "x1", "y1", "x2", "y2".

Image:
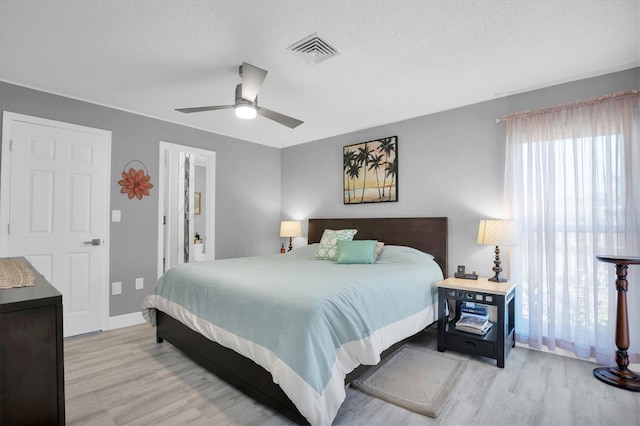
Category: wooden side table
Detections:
[
  {"x1": 437, "y1": 277, "x2": 516, "y2": 368},
  {"x1": 594, "y1": 255, "x2": 640, "y2": 391}
]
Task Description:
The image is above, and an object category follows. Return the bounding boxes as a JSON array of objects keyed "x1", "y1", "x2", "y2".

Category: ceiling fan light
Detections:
[{"x1": 235, "y1": 105, "x2": 257, "y2": 119}]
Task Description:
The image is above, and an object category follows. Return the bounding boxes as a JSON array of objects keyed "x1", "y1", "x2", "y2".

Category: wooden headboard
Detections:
[{"x1": 308, "y1": 217, "x2": 448, "y2": 276}]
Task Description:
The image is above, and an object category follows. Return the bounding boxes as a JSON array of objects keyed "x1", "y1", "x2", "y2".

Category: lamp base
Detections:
[
  {"x1": 488, "y1": 245, "x2": 507, "y2": 282},
  {"x1": 488, "y1": 275, "x2": 507, "y2": 283}
]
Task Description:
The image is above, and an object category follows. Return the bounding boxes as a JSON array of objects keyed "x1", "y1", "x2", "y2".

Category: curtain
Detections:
[{"x1": 504, "y1": 91, "x2": 640, "y2": 365}]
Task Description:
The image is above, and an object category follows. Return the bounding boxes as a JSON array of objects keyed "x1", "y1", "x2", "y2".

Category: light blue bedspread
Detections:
[{"x1": 142, "y1": 244, "x2": 443, "y2": 425}]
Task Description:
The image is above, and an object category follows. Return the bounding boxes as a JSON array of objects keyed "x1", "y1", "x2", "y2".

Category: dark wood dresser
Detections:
[{"x1": 0, "y1": 257, "x2": 65, "y2": 425}]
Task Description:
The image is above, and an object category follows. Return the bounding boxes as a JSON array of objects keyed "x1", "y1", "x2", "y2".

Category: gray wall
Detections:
[
  {"x1": 281, "y1": 68, "x2": 640, "y2": 278},
  {"x1": 0, "y1": 81, "x2": 281, "y2": 316}
]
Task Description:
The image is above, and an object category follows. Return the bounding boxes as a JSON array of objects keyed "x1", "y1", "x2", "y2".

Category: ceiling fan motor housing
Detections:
[{"x1": 235, "y1": 84, "x2": 257, "y2": 107}]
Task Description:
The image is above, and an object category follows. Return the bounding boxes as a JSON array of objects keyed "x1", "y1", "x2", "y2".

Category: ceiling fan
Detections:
[{"x1": 175, "y1": 62, "x2": 303, "y2": 129}]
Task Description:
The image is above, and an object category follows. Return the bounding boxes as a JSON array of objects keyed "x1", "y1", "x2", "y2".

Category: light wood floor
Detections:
[{"x1": 64, "y1": 323, "x2": 640, "y2": 425}]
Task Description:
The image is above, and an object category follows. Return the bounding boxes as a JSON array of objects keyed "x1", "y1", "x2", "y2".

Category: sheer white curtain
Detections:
[{"x1": 504, "y1": 91, "x2": 640, "y2": 365}]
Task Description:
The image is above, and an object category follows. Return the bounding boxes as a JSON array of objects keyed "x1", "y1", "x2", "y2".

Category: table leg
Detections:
[
  {"x1": 496, "y1": 295, "x2": 505, "y2": 368},
  {"x1": 437, "y1": 288, "x2": 445, "y2": 352},
  {"x1": 593, "y1": 263, "x2": 640, "y2": 391}
]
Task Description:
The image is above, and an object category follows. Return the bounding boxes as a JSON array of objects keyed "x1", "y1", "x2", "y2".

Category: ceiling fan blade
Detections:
[
  {"x1": 256, "y1": 106, "x2": 303, "y2": 129},
  {"x1": 175, "y1": 105, "x2": 234, "y2": 113},
  {"x1": 240, "y1": 62, "x2": 268, "y2": 102}
]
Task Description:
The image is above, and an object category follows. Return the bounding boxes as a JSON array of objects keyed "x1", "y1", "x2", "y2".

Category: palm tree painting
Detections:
[{"x1": 343, "y1": 136, "x2": 397, "y2": 204}]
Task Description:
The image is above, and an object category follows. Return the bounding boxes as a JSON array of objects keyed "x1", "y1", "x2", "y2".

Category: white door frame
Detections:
[
  {"x1": 158, "y1": 141, "x2": 215, "y2": 278},
  {"x1": 0, "y1": 111, "x2": 111, "y2": 331}
]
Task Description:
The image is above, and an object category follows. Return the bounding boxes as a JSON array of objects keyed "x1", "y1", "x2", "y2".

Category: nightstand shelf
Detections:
[{"x1": 437, "y1": 277, "x2": 516, "y2": 368}]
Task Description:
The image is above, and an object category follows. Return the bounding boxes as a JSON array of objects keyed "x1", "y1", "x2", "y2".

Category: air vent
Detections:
[{"x1": 287, "y1": 33, "x2": 342, "y2": 65}]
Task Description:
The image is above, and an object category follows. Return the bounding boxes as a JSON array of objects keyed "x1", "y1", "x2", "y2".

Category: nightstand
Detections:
[{"x1": 436, "y1": 277, "x2": 516, "y2": 368}]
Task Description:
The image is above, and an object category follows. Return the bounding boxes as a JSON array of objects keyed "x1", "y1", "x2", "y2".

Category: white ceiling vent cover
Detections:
[{"x1": 287, "y1": 33, "x2": 342, "y2": 65}]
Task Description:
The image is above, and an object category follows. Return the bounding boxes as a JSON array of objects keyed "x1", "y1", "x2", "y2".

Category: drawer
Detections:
[{"x1": 445, "y1": 332, "x2": 496, "y2": 358}]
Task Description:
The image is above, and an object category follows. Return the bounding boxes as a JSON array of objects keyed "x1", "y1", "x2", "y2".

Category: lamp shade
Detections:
[
  {"x1": 477, "y1": 220, "x2": 516, "y2": 246},
  {"x1": 280, "y1": 221, "x2": 302, "y2": 238}
]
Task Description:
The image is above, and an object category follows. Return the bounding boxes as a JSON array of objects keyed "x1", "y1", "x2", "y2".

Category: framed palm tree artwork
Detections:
[{"x1": 343, "y1": 136, "x2": 397, "y2": 204}]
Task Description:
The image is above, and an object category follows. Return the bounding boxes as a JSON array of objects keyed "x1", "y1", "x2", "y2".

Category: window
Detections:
[{"x1": 504, "y1": 92, "x2": 640, "y2": 364}]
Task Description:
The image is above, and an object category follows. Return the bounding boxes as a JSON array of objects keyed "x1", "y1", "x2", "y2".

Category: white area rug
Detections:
[{"x1": 352, "y1": 345, "x2": 468, "y2": 417}]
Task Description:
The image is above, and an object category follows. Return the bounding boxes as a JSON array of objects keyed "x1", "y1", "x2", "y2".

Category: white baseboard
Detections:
[{"x1": 105, "y1": 311, "x2": 146, "y2": 330}]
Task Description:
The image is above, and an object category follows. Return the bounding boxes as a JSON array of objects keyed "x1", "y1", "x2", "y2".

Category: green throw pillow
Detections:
[
  {"x1": 313, "y1": 229, "x2": 358, "y2": 260},
  {"x1": 335, "y1": 240, "x2": 378, "y2": 264}
]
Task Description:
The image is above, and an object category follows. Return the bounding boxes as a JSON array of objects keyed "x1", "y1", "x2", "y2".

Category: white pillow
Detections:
[{"x1": 313, "y1": 229, "x2": 358, "y2": 260}]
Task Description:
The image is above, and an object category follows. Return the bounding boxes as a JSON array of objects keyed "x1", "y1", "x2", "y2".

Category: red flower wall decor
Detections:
[{"x1": 118, "y1": 161, "x2": 153, "y2": 200}]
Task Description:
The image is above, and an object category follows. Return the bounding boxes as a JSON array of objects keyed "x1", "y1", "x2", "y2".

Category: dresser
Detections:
[{"x1": 0, "y1": 257, "x2": 65, "y2": 425}]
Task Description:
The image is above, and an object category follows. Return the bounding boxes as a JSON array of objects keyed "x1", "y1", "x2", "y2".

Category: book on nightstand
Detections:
[
  {"x1": 459, "y1": 301, "x2": 489, "y2": 316},
  {"x1": 455, "y1": 316, "x2": 493, "y2": 335},
  {"x1": 455, "y1": 302, "x2": 492, "y2": 335}
]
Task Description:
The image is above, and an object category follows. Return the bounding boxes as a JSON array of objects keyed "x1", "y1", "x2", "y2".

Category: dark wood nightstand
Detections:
[{"x1": 437, "y1": 277, "x2": 516, "y2": 368}]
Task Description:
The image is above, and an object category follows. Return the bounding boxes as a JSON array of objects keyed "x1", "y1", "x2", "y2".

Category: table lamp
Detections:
[
  {"x1": 477, "y1": 219, "x2": 516, "y2": 282},
  {"x1": 280, "y1": 221, "x2": 302, "y2": 251}
]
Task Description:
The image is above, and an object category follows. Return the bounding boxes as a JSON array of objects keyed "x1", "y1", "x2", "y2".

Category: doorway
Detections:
[{"x1": 157, "y1": 142, "x2": 215, "y2": 277}]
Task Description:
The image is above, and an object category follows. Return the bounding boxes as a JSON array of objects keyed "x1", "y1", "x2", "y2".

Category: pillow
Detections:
[
  {"x1": 375, "y1": 241, "x2": 384, "y2": 259},
  {"x1": 313, "y1": 229, "x2": 358, "y2": 260},
  {"x1": 335, "y1": 240, "x2": 378, "y2": 264}
]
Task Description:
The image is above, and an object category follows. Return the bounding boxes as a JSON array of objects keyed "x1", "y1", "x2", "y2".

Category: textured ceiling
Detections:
[{"x1": 0, "y1": 0, "x2": 638, "y2": 148}]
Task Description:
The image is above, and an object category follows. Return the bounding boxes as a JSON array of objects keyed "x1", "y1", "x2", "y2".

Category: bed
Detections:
[{"x1": 142, "y1": 217, "x2": 447, "y2": 425}]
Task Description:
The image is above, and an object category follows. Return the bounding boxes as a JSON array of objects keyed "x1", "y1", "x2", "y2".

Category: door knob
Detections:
[{"x1": 84, "y1": 239, "x2": 101, "y2": 246}]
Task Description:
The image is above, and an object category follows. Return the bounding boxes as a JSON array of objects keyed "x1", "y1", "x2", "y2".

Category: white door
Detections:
[
  {"x1": 167, "y1": 151, "x2": 194, "y2": 267},
  {"x1": 1, "y1": 112, "x2": 110, "y2": 337}
]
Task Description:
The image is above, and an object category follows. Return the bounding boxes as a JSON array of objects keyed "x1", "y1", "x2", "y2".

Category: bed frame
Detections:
[{"x1": 155, "y1": 217, "x2": 448, "y2": 424}]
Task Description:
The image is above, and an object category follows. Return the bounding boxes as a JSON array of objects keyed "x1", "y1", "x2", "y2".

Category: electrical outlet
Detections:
[
  {"x1": 112, "y1": 210, "x2": 121, "y2": 222},
  {"x1": 112, "y1": 281, "x2": 122, "y2": 295},
  {"x1": 135, "y1": 277, "x2": 144, "y2": 290}
]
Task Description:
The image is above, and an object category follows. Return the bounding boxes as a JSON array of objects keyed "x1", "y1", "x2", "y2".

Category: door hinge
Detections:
[
  {"x1": 7, "y1": 223, "x2": 9, "y2": 234},
  {"x1": 163, "y1": 215, "x2": 166, "y2": 225},
  {"x1": 9, "y1": 139, "x2": 13, "y2": 151}
]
